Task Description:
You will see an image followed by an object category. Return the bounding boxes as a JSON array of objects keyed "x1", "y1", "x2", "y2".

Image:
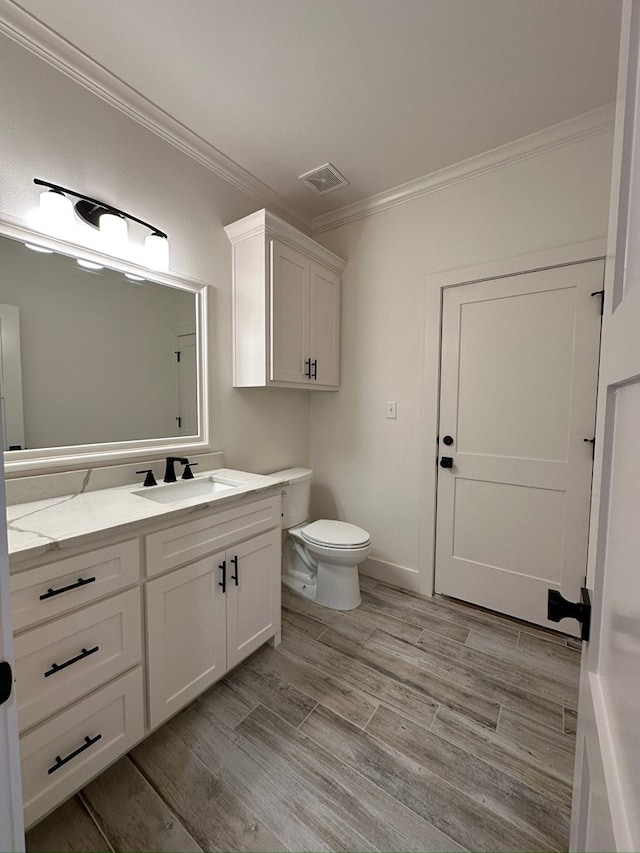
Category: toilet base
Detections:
[
  {"x1": 315, "y1": 560, "x2": 361, "y2": 611},
  {"x1": 282, "y1": 574, "x2": 317, "y2": 602}
]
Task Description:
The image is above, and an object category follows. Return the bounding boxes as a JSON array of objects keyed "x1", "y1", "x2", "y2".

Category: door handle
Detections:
[
  {"x1": 547, "y1": 588, "x2": 591, "y2": 641},
  {"x1": 0, "y1": 661, "x2": 12, "y2": 706},
  {"x1": 439, "y1": 457, "x2": 454, "y2": 468},
  {"x1": 218, "y1": 560, "x2": 226, "y2": 593},
  {"x1": 230, "y1": 555, "x2": 239, "y2": 586}
]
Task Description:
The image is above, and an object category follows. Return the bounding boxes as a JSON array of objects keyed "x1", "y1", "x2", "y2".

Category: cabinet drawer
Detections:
[
  {"x1": 21, "y1": 667, "x2": 144, "y2": 829},
  {"x1": 145, "y1": 495, "x2": 280, "y2": 577},
  {"x1": 14, "y1": 588, "x2": 142, "y2": 732},
  {"x1": 11, "y1": 540, "x2": 140, "y2": 631}
]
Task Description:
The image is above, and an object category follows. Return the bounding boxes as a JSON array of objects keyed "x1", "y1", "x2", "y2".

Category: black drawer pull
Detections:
[
  {"x1": 312, "y1": 359, "x2": 318, "y2": 380},
  {"x1": 40, "y1": 576, "x2": 96, "y2": 600},
  {"x1": 48, "y1": 733, "x2": 102, "y2": 775},
  {"x1": 219, "y1": 560, "x2": 226, "y2": 593},
  {"x1": 230, "y1": 555, "x2": 239, "y2": 586},
  {"x1": 44, "y1": 645, "x2": 100, "y2": 678}
]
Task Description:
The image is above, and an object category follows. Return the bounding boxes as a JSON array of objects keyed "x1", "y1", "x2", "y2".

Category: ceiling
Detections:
[{"x1": 4, "y1": 0, "x2": 623, "y2": 225}]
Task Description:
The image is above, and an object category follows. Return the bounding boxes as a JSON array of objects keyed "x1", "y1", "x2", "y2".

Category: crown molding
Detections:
[
  {"x1": 312, "y1": 103, "x2": 616, "y2": 235},
  {"x1": 0, "y1": 0, "x2": 312, "y2": 234}
]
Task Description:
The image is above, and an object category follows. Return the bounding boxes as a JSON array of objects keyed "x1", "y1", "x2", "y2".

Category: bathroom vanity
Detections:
[{"x1": 7, "y1": 467, "x2": 283, "y2": 827}]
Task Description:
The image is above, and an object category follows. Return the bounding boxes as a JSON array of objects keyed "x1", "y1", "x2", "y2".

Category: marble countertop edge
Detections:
[{"x1": 7, "y1": 468, "x2": 286, "y2": 565}]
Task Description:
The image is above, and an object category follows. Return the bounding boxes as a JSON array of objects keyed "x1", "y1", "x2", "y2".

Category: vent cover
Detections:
[{"x1": 299, "y1": 163, "x2": 349, "y2": 195}]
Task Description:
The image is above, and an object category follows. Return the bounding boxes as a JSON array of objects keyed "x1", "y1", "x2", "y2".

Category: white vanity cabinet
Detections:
[
  {"x1": 10, "y1": 541, "x2": 144, "y2": 827},
  {"x1": 9, "y1": 486, "x2": 282, "y2": 828},
  {"x1": 225, "y1": 209, "x2": 345, "y2": 389},
  {"x1": 144, "y1": 497, "x2": 281, "y2": 728}
]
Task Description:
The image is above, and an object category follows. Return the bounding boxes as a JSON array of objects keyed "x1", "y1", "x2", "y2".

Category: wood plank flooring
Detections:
[{"x1": 26, "y1": 581, "x2": 581, "y2": 852}]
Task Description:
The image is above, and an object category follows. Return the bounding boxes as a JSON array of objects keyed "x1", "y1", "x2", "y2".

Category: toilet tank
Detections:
[{"x1": 270, "y1": 467, "x2": 312, "y2": 529}]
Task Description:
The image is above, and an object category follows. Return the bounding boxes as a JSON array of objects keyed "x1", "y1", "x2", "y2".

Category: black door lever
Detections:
[{"x1": 0, "y1": 661, "x2": 12, "y2": 705}]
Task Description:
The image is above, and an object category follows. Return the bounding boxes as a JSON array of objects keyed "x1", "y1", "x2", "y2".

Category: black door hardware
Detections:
[
  {"x1": 584, "y1": 437, "x2": 596, "y2": 459},
  {"x1": 136, "y1": 469, "x2": 157, "y2": 487},
  {"x1": 304, "y1": 358, "x2": 311, "y2": 379},
  {"x1": 48, "y1": 734, "x2": 102, "y2": 775},
  {"x1": 230, "y1": 555, "x2": 239, "y2": 586},
  {"x1": 39, "y1": 576, "x2": 96, "y2": 600},
  {"x1": 219, "y1": 560, "x2": 227, "y2": 593},
  {"x1": 442, "y1": 435, "x2": 454, "y2": 446},
  {"x1": 0, "y1": 661, "x2": 12, "y2": 706},
  {"x1": 176, "y1": 416, "x2": 182, "y2": 428},
  {"x1": 440, "y1": 457, "x2": 454, "y2": 468},
  {"x1": 547, "y1": 587, "x2": 591, "y2": 641},
  {"x1": 44, "y1": 646, "x2": 100, "y2": 678},
  {"x1": 312, "y1": 359, "x2": 318, "y2": 380}
]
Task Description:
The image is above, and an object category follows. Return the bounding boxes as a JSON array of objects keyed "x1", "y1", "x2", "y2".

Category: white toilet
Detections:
[{"x1": 271, "y1": 468, "x2": 371, "y2": 611}]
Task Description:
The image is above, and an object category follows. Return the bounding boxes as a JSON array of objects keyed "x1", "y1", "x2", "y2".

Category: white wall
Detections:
[
  {"x1": 0, "y1": 35, "x2": 309, "y2": 474},
  {"x1": 311, "y1": 129, "x2": 614, "y2": 594}
]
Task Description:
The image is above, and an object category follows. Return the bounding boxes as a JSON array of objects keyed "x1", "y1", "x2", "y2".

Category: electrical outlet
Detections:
[{"x1": 386, "y1": 401, "x2": 397, "y2": 419}]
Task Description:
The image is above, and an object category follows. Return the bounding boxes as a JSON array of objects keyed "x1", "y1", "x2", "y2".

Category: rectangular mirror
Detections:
[{"x1": 0, "y1": 219, "x2": 210, "y2": 476}]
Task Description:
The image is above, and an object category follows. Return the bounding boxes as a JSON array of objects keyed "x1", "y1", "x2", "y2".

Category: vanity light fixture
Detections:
[
  {"x1": 30, "y1": 178, "x2": 170, "y2": 271},
  {"x1": 125, "y1": 272, "x2": 146, "y2": 282}
]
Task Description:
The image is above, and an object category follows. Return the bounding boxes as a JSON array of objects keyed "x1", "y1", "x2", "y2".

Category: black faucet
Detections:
[{"x1": 163, "y1": 456, "x2": 190, "y2": 483}]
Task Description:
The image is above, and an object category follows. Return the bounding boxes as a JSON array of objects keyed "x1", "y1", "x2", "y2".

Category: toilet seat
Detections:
[{"x1": 301, "y1": 519, "x2": 370, "y2": 549}]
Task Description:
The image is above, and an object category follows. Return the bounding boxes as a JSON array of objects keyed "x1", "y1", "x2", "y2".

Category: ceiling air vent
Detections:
[{"x1": 299, "y1": 163, "x2": 349, "y2": 195}]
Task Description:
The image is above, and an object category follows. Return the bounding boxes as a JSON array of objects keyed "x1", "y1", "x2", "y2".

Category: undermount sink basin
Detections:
[{"x1": 133, "y1": 475, "x2": 242, "y2": 504}]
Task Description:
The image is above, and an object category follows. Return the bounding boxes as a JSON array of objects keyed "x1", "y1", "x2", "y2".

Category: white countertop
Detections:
[{"x1": 7, "y1": 468, "x2": 285, "y2": 564}]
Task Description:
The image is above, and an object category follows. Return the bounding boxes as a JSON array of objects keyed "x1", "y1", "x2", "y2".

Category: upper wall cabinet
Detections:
[{"x1": 225, "y1": 210, "x2": 346, "y2": 390}]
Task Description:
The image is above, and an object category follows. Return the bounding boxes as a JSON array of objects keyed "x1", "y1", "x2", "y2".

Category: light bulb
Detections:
[
  {"x1": 99, "y1": 211, "x2": 128, "y2": 255},
  {"x1": 125, "y1": 273, "x2": 145, "y2": 282},
  {"x1": 39, "y1": 190, "x2": 74, "y2": 235},
  {"x1": 145, "y1": 232, "x2": 169, "y2": 271},
  {"x1": 77, "y1": 259, "x2": 104, "y2": 271},
  {"x1": 27, "y1": 189, "x2": 74, "y2": 237}
]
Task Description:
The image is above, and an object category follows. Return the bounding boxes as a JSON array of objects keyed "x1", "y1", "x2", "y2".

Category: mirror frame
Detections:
[{"x1": 0, "y1": 216, "x2": 211, "y2": 477}]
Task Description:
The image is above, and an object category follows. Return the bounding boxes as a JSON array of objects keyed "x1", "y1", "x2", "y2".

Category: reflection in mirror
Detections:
[{"x1": 0, "y1": 233, "x2": 197, "y2": 452}]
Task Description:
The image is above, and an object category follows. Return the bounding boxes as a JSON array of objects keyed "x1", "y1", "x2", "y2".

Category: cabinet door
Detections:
[
  {"x1": 226, "y1": 529, "x2": 280, "y2": 670},
  {"x1": 270, "y1": 240, "x2": 309, "y2": 383},
  {"x1": 146, "y1": 554, "x2": 226, "y2": 729},
  {"x1": 309, "y1": 261, "x2": 340, "y2": 387}
]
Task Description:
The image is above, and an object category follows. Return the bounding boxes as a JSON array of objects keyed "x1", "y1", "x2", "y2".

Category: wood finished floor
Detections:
[{"x1": 26, "y1": 580, "x2": 581, "y2": 853}]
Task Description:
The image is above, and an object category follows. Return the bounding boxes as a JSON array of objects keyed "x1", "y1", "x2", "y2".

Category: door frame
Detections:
[{"x1": 419, "y1": 238, "x2": 608, "y2": 598}]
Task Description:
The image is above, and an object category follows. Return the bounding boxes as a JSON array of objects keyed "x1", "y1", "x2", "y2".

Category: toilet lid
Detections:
[{"x1": 301, "y1": 519, "x2": 370, "y2": 548}]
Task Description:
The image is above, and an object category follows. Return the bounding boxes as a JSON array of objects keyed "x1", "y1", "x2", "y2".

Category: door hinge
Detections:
[
  {"x1": 591, "y1": 289, "x2": 604, "y2": 315},
  {"x1": 0, "y1": 661, "x2": 13, "y2": 705}
]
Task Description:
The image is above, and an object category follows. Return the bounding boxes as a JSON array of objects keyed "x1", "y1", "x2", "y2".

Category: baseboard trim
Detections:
[{"x1": 360, "y1": 557, "x2": 429, "y2": 596}]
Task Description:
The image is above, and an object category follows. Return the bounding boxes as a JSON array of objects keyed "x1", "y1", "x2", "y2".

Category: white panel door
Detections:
[
  {"x1": 309, "y1": 261, "x2": 340, "y2": 386},
  {"x1": 270, "y1": 240, "x2": 309, "y2": 383},
  {"x1": 0, "y1": 420, "x2": 24, "y2": 850},
  {"x1": 436, "y1": 262, "x2": 603, "y2": 631},
  {"x1": 571, "y1": 3, "x2": 640, "y2": 848},
  {"x1": 176, "y1": 332, "x2": 197, "y2": 435}
]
